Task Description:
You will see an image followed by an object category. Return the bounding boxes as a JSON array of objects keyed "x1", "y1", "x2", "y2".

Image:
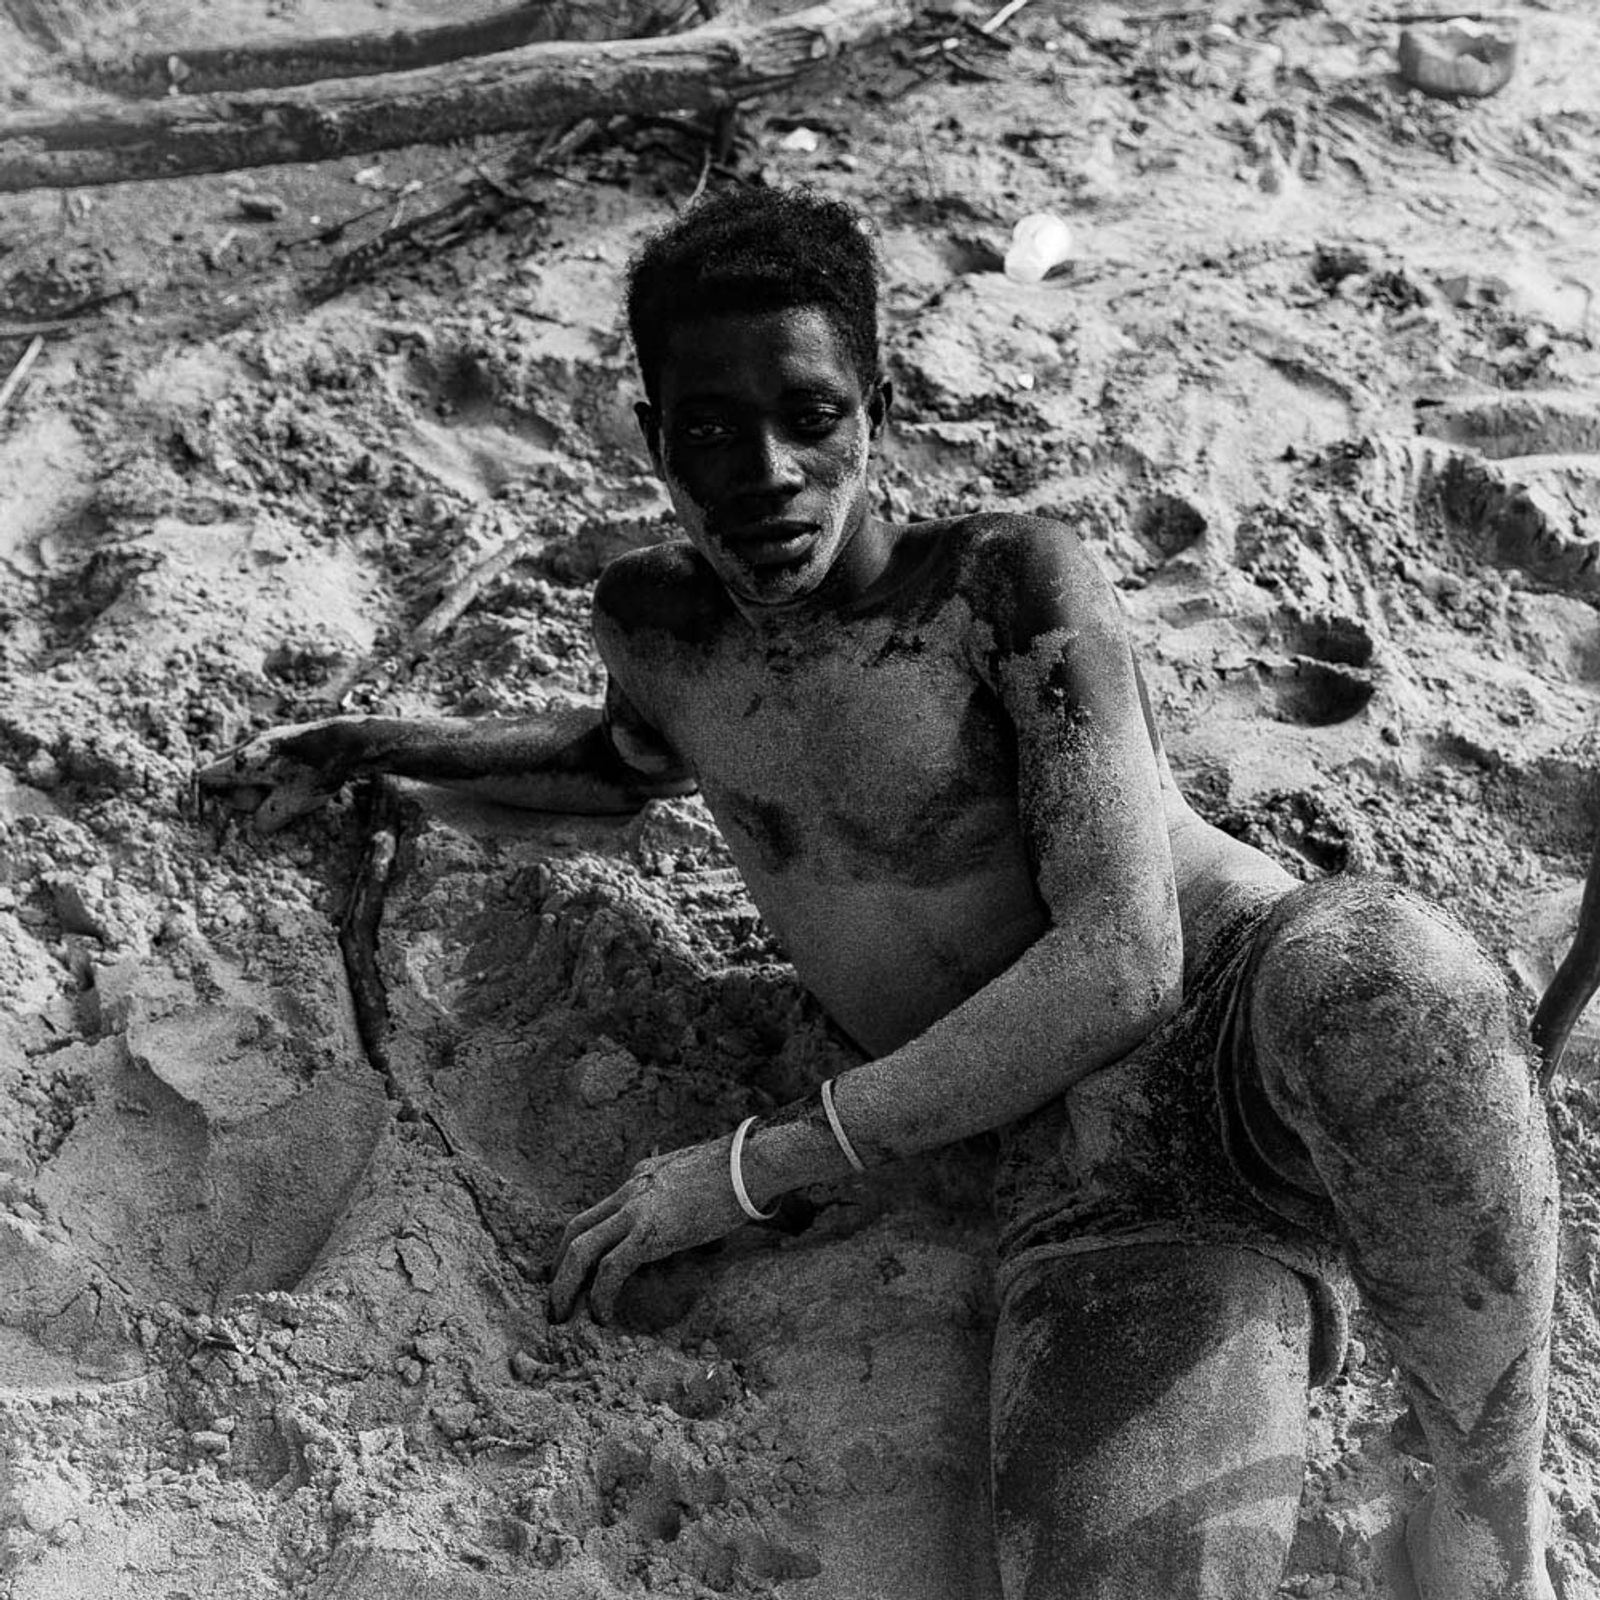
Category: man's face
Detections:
[{"x1": 638, "y1": 305, "x2": 888, "y2": 612}]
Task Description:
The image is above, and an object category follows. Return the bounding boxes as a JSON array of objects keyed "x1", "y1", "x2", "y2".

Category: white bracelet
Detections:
[
  {"x1": 821, "y1": 1078, "x2": 867, "y2": 1173},
  {"x1": 730, "y1": 1116, "x2": 777, "y2": 1221}
]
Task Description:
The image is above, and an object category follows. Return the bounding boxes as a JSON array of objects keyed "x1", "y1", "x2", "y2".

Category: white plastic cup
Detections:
[{"x1": 1003, "y1": 212, "x2": 1073, "y2": 284}]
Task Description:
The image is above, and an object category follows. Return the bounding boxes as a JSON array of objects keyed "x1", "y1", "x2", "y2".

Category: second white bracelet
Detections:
[{"x1": 821, "y1": 1078, "x2": 867, "y2": 1173}]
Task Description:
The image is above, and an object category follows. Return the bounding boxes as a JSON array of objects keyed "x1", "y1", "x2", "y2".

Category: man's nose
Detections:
[{"x1": 740, "y1": 427, "x2": 805, "y2": 495}]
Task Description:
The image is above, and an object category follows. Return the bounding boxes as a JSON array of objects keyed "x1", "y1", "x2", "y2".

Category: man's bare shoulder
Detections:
[
  {"x1": 943, "y1": 512, "x2": 1116, "y2": 655},
  {"x1": 592, "y1": 540, "x2": 731, "y2": 647}
]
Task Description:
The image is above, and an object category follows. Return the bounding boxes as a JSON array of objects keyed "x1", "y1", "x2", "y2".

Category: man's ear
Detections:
[
  {"x1": 635, "y1": 401, "x2": 663, "y2": 471},
  {"x1": 868, "y1": 380, "x2": 893, "y2": 438}
]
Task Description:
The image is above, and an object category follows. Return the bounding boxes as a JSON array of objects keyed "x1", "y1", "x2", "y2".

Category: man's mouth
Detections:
[{"x1": 725, "y1": 521, "x2": 820, "y2": 568}]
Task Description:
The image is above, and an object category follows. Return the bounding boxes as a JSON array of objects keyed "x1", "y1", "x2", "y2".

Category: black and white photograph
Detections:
[{"x1": 0, "y1": 0, "x2": 1596, "y2": 1594}]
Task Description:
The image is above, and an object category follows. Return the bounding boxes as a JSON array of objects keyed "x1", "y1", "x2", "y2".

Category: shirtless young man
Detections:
[{"x1": 199, "y1": 187, "x2": 1559, "y2": 1599}]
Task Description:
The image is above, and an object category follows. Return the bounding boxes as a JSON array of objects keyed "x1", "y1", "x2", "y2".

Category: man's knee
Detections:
[{"x1": 1248, "y1": 876, "x2": 1533, "y2": 1141}]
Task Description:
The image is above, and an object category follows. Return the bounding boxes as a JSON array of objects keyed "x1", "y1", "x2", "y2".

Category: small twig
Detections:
[
  {"x1": 949, "y1": 54, "x2": 1008, "y2": 81},
  {"x1": 0, "y1": 335, "x2": 45, "y2": 421},
  {"x1": 687, "y1": 137, "x2": 714, "y2": 204},
  {"x1": 881, "y1": 61, "x2": 944, "y2": 99},
  {"x1": 0, "y1": 317, "x2": 78, "y2": 339},
  {"x1": 527, "y1": 116, "x2": 602, "y2": 168},
  {"x1": 404, "y1": 514, "x2": 550, "y2": 664},
  {"x1": 469, "y1": 153, "x2": 523, "y2": 202},
  {"x1": 203, "y1": 227, "x2": 239, "y2": 268},
  {"x1": 978, "y1": 0, "x2": 1033, "y2": 34},
  {"x1": 313, "y1": 172, "x2": 544, "y2": 299},
  {"x1": 296, "y1": 1355, "x2": 374, "y2": 1381},
  {"x1": 1376, "y1": 8, "x2": 1521, "y2": 22},
  {"x1": 912, "y1": 109, "x2": 938, "y2": 197},
  {"x1": 1119, "y1": 5, "x2": 1206, "y2": 22},
  {"x1": 957, "y1": 13, "x2": 1014, "y2": 49},
  {"x1": 280, "y1": 136, "x2": 525, "y2": 252}
]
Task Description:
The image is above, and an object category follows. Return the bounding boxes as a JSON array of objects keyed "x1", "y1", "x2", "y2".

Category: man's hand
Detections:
[
  {"x1": 195, "y1": 717, "x2": 365, "y2": 833},
  {"x1": 549, "y1": 1137, "x2": 752, "y2": 1323}
]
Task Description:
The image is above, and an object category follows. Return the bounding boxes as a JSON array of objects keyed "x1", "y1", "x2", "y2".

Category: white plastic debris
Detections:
[{"x1": 1003, "y1": 212, "x2": 1073, "y2": 284}]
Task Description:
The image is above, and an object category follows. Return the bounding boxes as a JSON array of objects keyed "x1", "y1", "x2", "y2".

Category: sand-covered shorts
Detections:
[{"x1": 993, "y1": 880, "x2": 1357, "y2": 1386}]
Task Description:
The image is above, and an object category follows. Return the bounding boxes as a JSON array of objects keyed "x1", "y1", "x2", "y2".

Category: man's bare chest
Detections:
[{"x1": 658, "y1": 622, "x2": 1022, "y2": 884}]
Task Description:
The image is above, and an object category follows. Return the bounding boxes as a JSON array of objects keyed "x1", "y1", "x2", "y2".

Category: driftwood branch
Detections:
[
  {"x1": 72, "y1": 0, "x2": 704, "y2": 99},
  {"x1": 0, "y1": 0, "x2": 911, "y2": 192}
]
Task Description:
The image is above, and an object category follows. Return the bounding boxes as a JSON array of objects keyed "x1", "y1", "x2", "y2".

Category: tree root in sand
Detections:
[
  {"x1": 337, "y1": 779, "x2": 403, "y2": 1078},
  {"x1": 0, "y1": 0, "x2": 912, "y2": 191}
]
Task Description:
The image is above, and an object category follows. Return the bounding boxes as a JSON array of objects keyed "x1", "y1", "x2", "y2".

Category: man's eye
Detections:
[
  {"x1": 682, "y1": 419, "x2": 734, "y2": 443},
  {"x1": 792, "y1": 409, "x2": 842, "y2": 435}
]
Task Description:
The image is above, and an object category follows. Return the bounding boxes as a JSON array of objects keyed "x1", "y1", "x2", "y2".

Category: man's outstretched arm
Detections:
[{"x1": 195, "y1": 686, "x2": 697, "y2": 833}]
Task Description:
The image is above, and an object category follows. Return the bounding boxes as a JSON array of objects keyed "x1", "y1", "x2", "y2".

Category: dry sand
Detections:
[{"x1": 2, "y1": 0, "x2": 1600, "y2": 1594}]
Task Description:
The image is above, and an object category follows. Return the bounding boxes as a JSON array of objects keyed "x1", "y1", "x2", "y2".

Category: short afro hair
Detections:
[{"x1": 625, "y1": 186, "x2": 881, "y2": 406}]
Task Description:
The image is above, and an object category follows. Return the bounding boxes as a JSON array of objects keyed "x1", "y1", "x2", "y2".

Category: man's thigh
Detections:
[{"x1": 990, "y1": 1244, "x2": 1311, "y2": 1600}]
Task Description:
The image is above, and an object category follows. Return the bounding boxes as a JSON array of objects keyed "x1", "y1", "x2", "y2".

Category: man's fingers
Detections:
[
  {"x1": 195, "y1": 720, "x2": 345, "y2": 791},
  {"x1": 193, "y1": 734, "x2": 348, "y2": 834},
  {"x1": 555, "y1": 1190, "x2": 627, "y2": 1262},
  {"x1": 549, "y1": 1207, "x2": 632, "y2": 1322},
  {"x1": 588, "y1": 1234, "x2": 649, "y2": 1324},
  {"x1": 195, "y1": 740, "x2": 287, "y2": 789}
]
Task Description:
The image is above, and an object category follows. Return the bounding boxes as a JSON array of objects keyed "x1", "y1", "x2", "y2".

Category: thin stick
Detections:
[
  {"x1": 0, "y1": 318, "x2": 76, "y2": 340},
  {"x1": 912, "y1": 110, "x2": 937, "y2": 198},
  {"x1": 0, "y1": 335, "x2": 45, "y2": 420},
  {"x1": 686, "y1": 137, "x2": 713, "y2": 205},
  {"x1": 1379, "y1": 9, "x2": 1522, "y2": 22},
  {"x1": 979, "y1": 0, "x2": 1033, "y2": 33},
  {"x1": 1120, "y1": 6, "x2": 1206, "y2": 22},
  {"x1": 404, "y1": 515, "x2": 549, "y2": 662},
  {"x1": 1562, "y1": 274, "x2": 1594, "y2": 344}
]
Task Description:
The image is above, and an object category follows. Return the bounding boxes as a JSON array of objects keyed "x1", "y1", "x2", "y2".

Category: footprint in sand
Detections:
[
  {"x1": 1132, "y1": 490, "x2": 1208, "y2": 564},
  {"x1": 1261, "y1": 611, "x2": 1379, "y2": 727},
  {"x1": 394, "y1": 343, "x2": 564, "y2": 501},
  {"x1": 594, "y1": 1436, "x2": 822, "y2": 1583}
]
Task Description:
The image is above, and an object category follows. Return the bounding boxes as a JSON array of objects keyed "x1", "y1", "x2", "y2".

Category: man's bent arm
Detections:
[
  {"x1": 743, "y1": 519, "x2": 1183, "y2": 1201},
  {"x1": 745, "y1": 904, "x2": 1179, "y2": 1199}
]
